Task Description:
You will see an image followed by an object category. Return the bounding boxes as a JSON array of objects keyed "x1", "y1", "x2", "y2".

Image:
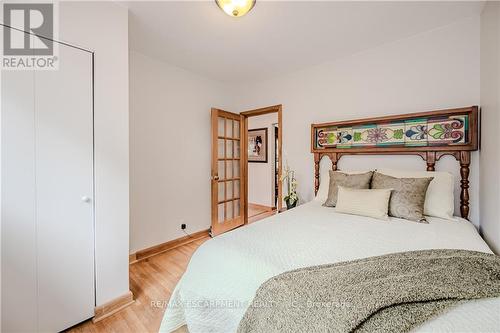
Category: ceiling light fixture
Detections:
[{"x1": 215, "y1": 0, "x2": 256, "y2": 17}]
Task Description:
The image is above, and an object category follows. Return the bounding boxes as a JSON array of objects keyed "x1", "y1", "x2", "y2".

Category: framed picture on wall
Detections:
[{"x1": 248, "y1": 128, "x2": 268, "y2": 163}]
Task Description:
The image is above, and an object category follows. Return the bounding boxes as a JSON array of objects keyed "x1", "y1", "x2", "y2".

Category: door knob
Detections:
[{"x1": 81, "y1": 196, "x2": 92, "y2": 203}]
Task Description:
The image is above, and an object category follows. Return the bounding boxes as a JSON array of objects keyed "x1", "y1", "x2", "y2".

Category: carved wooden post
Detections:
[
  {"x1": 314, "y1": 153, "x2": 320, "y2": 195},
  {"x1": 426, "y1": 151, "x2": 436, "y2": 171},
  {"x1": 459, "y1": 151, "x2": 471, "y2": 219},
  {"x1": 329, "y1": 153, "x2": 338, "y2": 171}
]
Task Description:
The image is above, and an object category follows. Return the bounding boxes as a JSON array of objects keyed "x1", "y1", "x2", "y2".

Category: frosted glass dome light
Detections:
[{"x1": 216, "y1": 0, "x2": 256, "y2": 17}]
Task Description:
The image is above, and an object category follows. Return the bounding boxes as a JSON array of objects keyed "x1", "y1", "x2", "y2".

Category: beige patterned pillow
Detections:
[
  {"x1": 323, "y1": 171, "x2": 374, "y2": 207},
  {"x1": 371, "y1": 172, "x2": 433, "y2": 223}
]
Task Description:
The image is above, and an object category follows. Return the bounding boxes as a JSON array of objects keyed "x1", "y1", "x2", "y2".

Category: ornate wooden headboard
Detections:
[{"x1": 311, "y1": 106, "x2": 479, "y2": 219}]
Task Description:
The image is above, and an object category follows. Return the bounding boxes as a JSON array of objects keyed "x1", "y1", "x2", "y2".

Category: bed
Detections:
[{"x1": 160, "y1": 106, "x2": 500, "y2": 333}]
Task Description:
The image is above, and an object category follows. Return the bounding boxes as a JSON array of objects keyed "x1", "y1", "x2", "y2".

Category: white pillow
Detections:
[
  {"x1": 377, "y1": 169, "x2": 455, "y2": 221},
  {"x1": 335, "y1": 186, "x2": 392, "y2": 220},
  {"x1": 314, "y1": 169, "x2": 331, "y2": 202},
  {"x1": 314, "y1": 169, "x2": 372, "y2": 202}
]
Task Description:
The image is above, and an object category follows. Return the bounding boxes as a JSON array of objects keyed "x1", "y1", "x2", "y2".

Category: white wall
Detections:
[
  {"x1": 480, "y1": 2, "x2": 500, "y2": 253},
  {"x1": 59, "y1": 2, "x2": 130, "y2": 305},
  {"x1": 234, "y1": 17, "x2": 481, "y2": 226},
  {"x1": 248, "y1": 113, "x2": 278, "y2": 207},
  {"x1": 129, "y1": 51, "x2": 234, "y2": 253}
]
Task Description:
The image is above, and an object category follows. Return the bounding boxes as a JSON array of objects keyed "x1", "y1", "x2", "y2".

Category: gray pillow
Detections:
[
  {"x1": 371, "y1": 172, "x2": 433, "y2": 223},
  {"x1": 323, "y1": 171, "x2": 373, "y2": 207}
]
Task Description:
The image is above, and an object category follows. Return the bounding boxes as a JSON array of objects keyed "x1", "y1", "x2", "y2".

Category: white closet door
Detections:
[
  {"x1": 34, "y1": 44, "x2": 94, "y2": 332},
  {"x1": 1, "y1": 66, "x2": 38, "y2": 333}
]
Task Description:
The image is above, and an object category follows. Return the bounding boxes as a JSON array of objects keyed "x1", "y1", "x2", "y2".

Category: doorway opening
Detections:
[{"x1": 241, "y1": 105, "x2": 282, "y2": 224}]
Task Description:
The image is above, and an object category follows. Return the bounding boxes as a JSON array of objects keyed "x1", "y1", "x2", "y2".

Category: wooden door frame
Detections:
[{"x1": 241, "y1": 105, "x2": 283, "y2": 224}]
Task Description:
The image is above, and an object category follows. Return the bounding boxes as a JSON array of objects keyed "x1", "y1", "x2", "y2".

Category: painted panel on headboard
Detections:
[{"x1": 314, "y1": 114, "x2": 469, "y2": 149}]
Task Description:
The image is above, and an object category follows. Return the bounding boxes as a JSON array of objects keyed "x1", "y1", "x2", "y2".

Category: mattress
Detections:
[{"x1": 160, "y1": 201, "x2": 500, "y2": 333}]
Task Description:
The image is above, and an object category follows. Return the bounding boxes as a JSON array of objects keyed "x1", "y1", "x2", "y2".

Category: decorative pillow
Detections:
[
  {"x1": 371, "y1": 172, "x2": 433, "y2": 223},
  {"x1": 377, "y1": 169, "x2": 455, "y2": 221},
  {"x1": 335, "y1": 186, "x2": 392, "y2": 220},
  {"x1": 315, "y1": 169, "x2": 372, "y2": 202},
  {"x1": 323, "y1": 171, "x2": 374, "y2": 207}
]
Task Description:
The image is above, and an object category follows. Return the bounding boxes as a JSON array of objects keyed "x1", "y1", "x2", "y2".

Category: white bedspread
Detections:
[{"x1": 160, "y1": 201, "x2": 500, "y2": 333}]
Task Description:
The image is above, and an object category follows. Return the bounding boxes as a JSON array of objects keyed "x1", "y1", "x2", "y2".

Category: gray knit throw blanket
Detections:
[{"x1": 237, "y1": 249, "x2": 500, "y2": 333}]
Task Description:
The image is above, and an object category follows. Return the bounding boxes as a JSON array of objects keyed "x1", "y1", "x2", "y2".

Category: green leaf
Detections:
[{"x1": 393, "y1": 129, "x2": 403, "y2": 140}]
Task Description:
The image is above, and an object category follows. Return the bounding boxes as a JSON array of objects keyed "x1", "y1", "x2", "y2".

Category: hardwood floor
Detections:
[
  {"x1": 67, "y1": 237, "x2": 209, "y2": 333},
  {"x1": 248, "y1": 203, "x2": 276, "y2": 223}
]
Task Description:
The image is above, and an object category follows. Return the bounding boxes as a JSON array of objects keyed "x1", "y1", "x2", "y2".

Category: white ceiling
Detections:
[{"x1": 125, "y1": 1, "x2": 483, "y2": 83}]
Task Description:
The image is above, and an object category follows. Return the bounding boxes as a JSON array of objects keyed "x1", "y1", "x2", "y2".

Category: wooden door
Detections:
[{"x1": 211, "y1": 109, "x2": 245, "y2": 236}]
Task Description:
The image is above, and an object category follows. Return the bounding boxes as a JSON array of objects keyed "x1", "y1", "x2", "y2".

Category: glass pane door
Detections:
[{"x1": 211, "y1": 109, "x2": 244, "y2": 236}]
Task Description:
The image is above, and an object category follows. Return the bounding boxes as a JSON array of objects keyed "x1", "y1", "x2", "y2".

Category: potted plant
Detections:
[{"x1": 281, "y1": 164, "x2": 298, "y2": 209}]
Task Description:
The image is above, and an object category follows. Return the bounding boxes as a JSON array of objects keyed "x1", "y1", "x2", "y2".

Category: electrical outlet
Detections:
[{"x1": 181, "y1": 223, "x2": 187, "y2": 230}]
